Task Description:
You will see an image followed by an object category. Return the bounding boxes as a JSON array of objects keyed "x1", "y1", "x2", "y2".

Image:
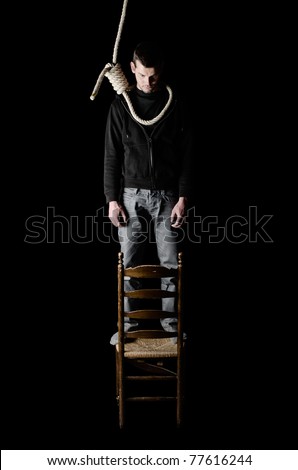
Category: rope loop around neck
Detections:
[{"x1": 123, "y1": 86, "x2": 173, "y2": 126}]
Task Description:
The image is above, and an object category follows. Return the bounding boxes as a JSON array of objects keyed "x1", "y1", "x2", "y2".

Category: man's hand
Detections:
[
  {"x1": 108, "y1": 201, "x2": 127, "y2": 227},
  {"x1": 170, "y1": 197, "x2": 188, "y2": 228}
]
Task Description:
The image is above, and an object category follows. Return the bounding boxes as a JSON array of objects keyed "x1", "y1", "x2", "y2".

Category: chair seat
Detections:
[{"x1": 116, "y1": 338, "x2": 179, "y2": 358}]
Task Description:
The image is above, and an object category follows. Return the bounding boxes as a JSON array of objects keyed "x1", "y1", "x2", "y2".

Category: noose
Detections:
[{"x1": 90, "y1": 0, "x2": 173, "y2": 126}]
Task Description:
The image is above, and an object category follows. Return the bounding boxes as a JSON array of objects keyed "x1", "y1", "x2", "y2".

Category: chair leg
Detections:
[
  {"x1": 177, "y1": 387, "x2": 182, "y2": 428},
  {"x1": 115, "y1": 350, "x2": 119, "y2": 398},
  {"x1": 116, "y1": 350, "x2": 125, "y2": 428},
  {"x1": 177, "y1": 353, "x2": 185, "y2": 427},
  {"x1": 118, "y1": 377, "x2": 124, "y2": 429}
]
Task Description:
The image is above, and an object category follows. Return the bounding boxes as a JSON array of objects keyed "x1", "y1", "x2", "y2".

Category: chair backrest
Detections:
[
  {"x1": 115, "y1": 251, "x2": 185, "y2": 428},
  {"x1": 117, "y1": 251, "x2": 183, "y2": 346}
]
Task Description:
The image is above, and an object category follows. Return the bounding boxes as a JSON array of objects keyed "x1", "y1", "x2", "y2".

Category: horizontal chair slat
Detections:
[
  {"x1": 124, "y1": 265, "x2": 177, "y2": 278},
  {"x1": 125, "y1": 310, "x2": 177, "y2": 319},
  {"x1": 125, "y1": 289, "x2": 176, "y2": 299},
  {"x1": 125, "y1": 330, "x2": 177, "y2": 339},
  {"x1": 126, "y1": 396, "x2": 177, "y2": 402},
  {"x1": 126, "y1": 376, "x2": 176, "y2": 381}
]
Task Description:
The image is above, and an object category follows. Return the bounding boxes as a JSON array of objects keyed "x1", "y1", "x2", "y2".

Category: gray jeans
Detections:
[{"x1": 119, "y1": 188, "x2": 179, "y2": 333}]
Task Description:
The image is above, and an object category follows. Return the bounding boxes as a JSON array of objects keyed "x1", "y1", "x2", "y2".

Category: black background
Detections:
[{"x1": 7, "y1": 0, "x2": 293, "y2": 450}]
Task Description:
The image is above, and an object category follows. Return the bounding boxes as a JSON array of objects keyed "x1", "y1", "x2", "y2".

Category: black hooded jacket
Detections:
[{"x1": 103, "y1": 85, "x2": 193, "y2": 203}]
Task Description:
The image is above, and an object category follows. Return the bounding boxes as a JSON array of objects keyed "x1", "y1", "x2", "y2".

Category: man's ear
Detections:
[{"x1": 130, "y1": 61, "x2": 136, "y2": 73}]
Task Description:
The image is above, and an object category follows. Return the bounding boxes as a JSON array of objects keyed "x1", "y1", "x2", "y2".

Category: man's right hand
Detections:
[{"x1": 108, "y1": 201, "x2": 127, "y2": 227}]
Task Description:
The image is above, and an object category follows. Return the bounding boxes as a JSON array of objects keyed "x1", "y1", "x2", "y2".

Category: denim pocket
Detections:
[
  {"x1": 123, "y1": 188, "x2": 139, "y2": 195},
  {"x1": 123, "y1": 188, "x2": 139, "y2": 200}
]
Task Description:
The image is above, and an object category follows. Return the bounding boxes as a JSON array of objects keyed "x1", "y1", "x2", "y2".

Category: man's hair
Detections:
[{"x1": 133, "y1": 41, "x2": 164, "y2": 74}]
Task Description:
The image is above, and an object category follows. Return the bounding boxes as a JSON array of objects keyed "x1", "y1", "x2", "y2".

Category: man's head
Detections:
[{"x1": 130, "y1": 41, "x2": 164, "y2": 94}]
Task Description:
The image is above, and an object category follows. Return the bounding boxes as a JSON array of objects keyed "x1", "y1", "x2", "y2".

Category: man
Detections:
[{"x1": 104, "y1": 41, "x2": 193, "y2": 344}]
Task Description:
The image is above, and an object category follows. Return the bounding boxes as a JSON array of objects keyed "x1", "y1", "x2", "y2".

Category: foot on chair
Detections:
[
  {"x1": 170, "y1": 332, "x2": 187, "y2": 344},
  {"x1": 110, "y1": 322, "x2": 139, "y2": 346}
]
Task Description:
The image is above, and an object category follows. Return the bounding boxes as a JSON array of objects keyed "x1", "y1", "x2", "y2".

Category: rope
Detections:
[
  {"x1": 112, "y1": 0, "x2": 128, "y2": 65},
  {"x1": 90, "y1": 0, "x2": 173, "y2": 126},
  {"x1": 123, "y1": 86, "x2": 173, "y2": 126},
  {"x1": 90, "y1": 0, "x2": 128, "y2": 101},
  {"x1": 105, "y1": 63, "x2": 129, "y2": 95}
]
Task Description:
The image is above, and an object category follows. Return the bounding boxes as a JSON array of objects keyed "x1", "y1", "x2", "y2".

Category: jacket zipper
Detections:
[{"x1": 148, "y1": 137, "x2": 155, "y2": 188}]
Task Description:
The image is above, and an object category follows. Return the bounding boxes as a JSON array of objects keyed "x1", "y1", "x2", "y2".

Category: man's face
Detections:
[{"x1": 130, "y1": 59, "x2": 160, "y2": 93}]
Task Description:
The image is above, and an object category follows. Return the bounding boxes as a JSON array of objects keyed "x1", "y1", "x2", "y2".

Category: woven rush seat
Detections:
[{"x1": 116, "y1": 338, "x2": 179, "y2": 358}]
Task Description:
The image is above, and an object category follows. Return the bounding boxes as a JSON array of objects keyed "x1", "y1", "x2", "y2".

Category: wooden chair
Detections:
[{"x1": 114, "y1": 251, "x2": 186, "y2": 428}]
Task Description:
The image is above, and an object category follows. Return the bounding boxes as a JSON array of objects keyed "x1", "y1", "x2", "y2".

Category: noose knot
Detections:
[{"x1": 105, "y1": 63, "x2": 129, "y2": 95}]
